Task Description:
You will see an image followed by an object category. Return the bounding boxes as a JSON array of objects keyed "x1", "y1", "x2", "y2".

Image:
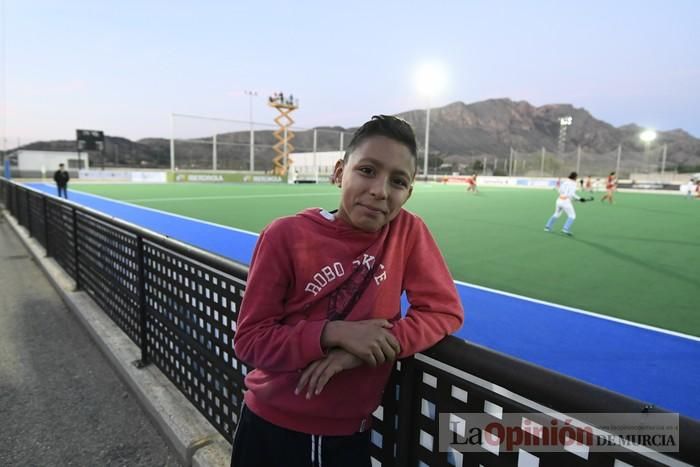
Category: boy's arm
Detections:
[
  {"x1": 391, "y1": 220, "x2": 464, "y2": 359},
  {"x1": 295, "y1": 348, "x2": 364, "y2": 399},
  {"x1": 320, "y1": 319, "x2": 400, "y2": 366},
  {"x1": 233, "y1": 225, "x2": 327, "y2": 372}
]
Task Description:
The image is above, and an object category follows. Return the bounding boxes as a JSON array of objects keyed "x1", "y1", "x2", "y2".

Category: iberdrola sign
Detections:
[{"x1": 168, "y1": 171, "x2": 284, "y2": 183}]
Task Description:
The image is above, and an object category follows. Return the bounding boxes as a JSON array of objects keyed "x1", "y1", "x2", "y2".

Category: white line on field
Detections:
[
  {"x1": 454, "y1": 279, "x2": 700, "y2": 342},
  {"x1": 38, "y1": 182, "x2": 261, "y2": 236}
]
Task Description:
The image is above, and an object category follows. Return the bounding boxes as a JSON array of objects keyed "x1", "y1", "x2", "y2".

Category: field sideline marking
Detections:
[
  {"x1": 455, "y1": 279, "x2": 700, "y2": 342},
  {"x1": 38, "y1": 183, "x2": 260, "y2": 237},
  {"x1": 36, "y1": 182, "x2": 699, "y2": 343}
]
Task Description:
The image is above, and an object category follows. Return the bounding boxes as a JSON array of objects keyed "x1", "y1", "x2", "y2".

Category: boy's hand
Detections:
[
  {"x1": 321, "y1": 319, "x2": 401, "y2": 366},
  {"x1": 295, "y1": 349, "x2": 363, "y2": 399}
]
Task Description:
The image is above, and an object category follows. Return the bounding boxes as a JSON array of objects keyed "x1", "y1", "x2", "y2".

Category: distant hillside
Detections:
[
  {"x1": 16, "y1": 98, "x2": 700, "y2": 173},
  {"x1": 21, "y1": 136, "x2": 171, "y2": 168},
  {"x1": 396, "y1": 99, "x2": 700, "y2": 168}
]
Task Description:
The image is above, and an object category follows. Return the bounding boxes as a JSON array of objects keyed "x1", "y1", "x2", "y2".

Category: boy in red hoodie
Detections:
[{"x1": 231, "y1": 115, "x2": 464, "y2": 467}]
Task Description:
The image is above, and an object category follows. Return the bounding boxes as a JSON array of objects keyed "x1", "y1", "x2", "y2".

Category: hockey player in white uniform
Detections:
[{"x1": 545, "y1": 171, "x2": 589, "y2": 236}]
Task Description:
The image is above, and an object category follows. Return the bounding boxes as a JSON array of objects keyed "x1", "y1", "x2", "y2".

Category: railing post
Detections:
[
  {"x1": 395, "y1": 356, "x2": 418, "y2": 467},
  {"x1": 135, "y1": 235, "x2": 149, "y2": 367},
  {"x1": 26, "y1": 190, "x2": 32, "y2": 235},
  {"x1": 43, "y1": 196, "x2": 50, "y2": 256},
  {"x1": 12, "y1": 184, "x2": 18, "y2": 216},
  {"x1": 72, "y1": 208, "x2": 81, "y2": 290}
]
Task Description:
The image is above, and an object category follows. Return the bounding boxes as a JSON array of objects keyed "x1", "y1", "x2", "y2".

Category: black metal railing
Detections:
[{"x1": 1, "y1": 177, "x2": 698, "y2": 467}]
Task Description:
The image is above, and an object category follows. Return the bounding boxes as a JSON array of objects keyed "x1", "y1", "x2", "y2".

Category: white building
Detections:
[
  {"x1": 11, "y1": 150, "x2": 89, "y2": 178},
  {"x1": 288, "y1": 150, "x2": 343, "y2": 183}
]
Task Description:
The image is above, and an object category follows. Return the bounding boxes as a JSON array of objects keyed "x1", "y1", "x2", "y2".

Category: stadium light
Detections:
[
  {"x1": 415, "y1": 63, "x2": 447, "y2": 98},
  {"x1": 640, "y1": 129, "x2": 657, "y2": 143},
  {"x1": 640, "y1": 129, "x2": 657, "y2": 174},
  {"x1": 558, "y1": 116, "x2": 573, "y2": 157},
  {"x1": 414, "y1": 62, "x2": 448, "y2": 178}
]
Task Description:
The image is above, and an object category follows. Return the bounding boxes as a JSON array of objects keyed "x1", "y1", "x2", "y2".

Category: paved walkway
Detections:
[{"x1": 0, "y1": 214, "x2": 182, "y2": 466}]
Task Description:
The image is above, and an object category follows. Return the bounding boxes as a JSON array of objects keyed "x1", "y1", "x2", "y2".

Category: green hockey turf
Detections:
[{"x1": 69, "y1": 182, "x2": 700, "y2": 336}]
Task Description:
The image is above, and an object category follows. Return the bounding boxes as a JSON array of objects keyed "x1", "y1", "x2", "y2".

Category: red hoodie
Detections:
[{"x1": 234, "y1": 208, "x2": 463, "y2": 435}]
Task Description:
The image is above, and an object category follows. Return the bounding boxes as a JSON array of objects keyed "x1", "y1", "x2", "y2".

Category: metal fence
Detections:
[
  {"x1": 502, "y1": 146, "x2": 669, "y2": 179},
  {"x1": 168, "y1": 140, "x2": 672, "y2": 179},
  {"x1": 446, "y1": 146, "x2": 678, "y2": 179},
  {"x1": 1, "y1": 177, "x2": 698, "y2": 467},
  {"x1": 170, "y1": 114, "x2": 354, "y2": 173}
]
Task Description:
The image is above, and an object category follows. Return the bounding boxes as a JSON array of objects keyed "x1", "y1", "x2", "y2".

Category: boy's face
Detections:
[{"x1": 334, "y1": 135, "x2": 414, "y2": 232}]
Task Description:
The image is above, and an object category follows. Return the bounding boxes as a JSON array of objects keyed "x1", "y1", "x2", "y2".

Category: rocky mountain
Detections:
[
  {"x1": 396, "y1": 99, "x2": 700, "y2": 168},
  {"x1": 15, "y1": 98, "x2": 700, "y2": 173}
]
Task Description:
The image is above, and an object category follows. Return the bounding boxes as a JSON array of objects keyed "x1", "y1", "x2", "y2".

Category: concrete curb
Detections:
[
  {"x1": 193, "y1": 439, "x2": 233, "y2": 467},
  {"x1": 2, "y1": 210, "x2": 232, "y2": 467}
]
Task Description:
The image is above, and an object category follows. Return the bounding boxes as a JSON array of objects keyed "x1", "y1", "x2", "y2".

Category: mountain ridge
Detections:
[{"x1": 17, "y1": 98, "x2": 700, "y2": 172}]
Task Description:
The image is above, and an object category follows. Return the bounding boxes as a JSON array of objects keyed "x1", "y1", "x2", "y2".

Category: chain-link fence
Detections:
[
  {"x1": 171, "y1": 114, "x2": 353, "y2": 173},
  {"x1": 431, "y1": 145, "x2": 676, "y2": 179}
]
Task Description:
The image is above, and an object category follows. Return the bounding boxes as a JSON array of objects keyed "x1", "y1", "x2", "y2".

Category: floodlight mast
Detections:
[
  {"x1": 558, "y1": 116, "x2": 573, "y2": 159},
  {"x1": 640, "y1": 129, "x2": 657, "y2": 173},
  {"x1": 244, "y1": 90, "x2": 258, "y2": 172},
  {"x1": 414, "y1": 63, "x2": 447, "y2": 178},
  {"x1": 424, "y1": 107, "x2": 431, "y2": 177}
]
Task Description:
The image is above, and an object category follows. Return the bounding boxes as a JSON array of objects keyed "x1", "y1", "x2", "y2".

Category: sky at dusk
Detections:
[{"x1": 1, "y1": 0, "x2": 699, "y2": 146}]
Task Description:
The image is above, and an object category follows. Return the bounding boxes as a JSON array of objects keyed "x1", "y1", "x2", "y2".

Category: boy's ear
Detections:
[{"x1": 332, "y1": 159, "x2": 344, "y2": 187}]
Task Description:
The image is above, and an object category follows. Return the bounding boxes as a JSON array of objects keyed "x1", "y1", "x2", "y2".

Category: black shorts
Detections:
[{"x1": 231, "y1": 405, "x2": 371, "y2": 467}]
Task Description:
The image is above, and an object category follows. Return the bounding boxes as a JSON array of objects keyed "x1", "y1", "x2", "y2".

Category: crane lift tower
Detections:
[{"x1": 268, "y1": 93, "x2": 299, "y2": 176}]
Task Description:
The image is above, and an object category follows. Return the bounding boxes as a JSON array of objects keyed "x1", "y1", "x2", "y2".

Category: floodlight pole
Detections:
[
  {"x1": 169, "y1": 113, "x2": 175, "y2": 171},
  {"x1": 576, "y1": 145, "x2": 581, "y2": 173},
  {"x1": 212, "y1": 134, "x2": 217, "y2": 170},
  {"x1": 640, "y1": 130, "x2": 657, "y2": 175},
  {"x1": 508, "y1": 147, "x2": 513, "y2": 176},
  {"x1": 245, "y1": 90, "x2": 257, "y2": 172},
  {"x1": 661, "y1": 143, "x2": 667, "y2": 175},
  {"x1": 423, "y1": 106, "x2": 431, "y2": 178},
  {"x1": 540, "y1": 147, "x2": 546, "y2": 176},
  {"x1": 313, "y1": 129, "x2": 318, "y2": 183},
  {"x1": 558, "y1": 116, "x2": 572, "y2": 159},
  {"x1": 644, "y1": 141, "x2": 650, "y2": 173}
]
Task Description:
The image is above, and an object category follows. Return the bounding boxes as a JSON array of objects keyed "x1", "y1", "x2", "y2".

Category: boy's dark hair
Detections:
[
  {"x1": 568, "y1": 171, "x2": 578, "y2": 180},
  {"x1": 344, "y1": 115, "x2": 418, "y2": 173}
]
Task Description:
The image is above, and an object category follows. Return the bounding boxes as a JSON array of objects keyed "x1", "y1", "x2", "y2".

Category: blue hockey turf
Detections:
[{"x1": 27, "y1": 183, "x2": 700, "y2": 420}]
